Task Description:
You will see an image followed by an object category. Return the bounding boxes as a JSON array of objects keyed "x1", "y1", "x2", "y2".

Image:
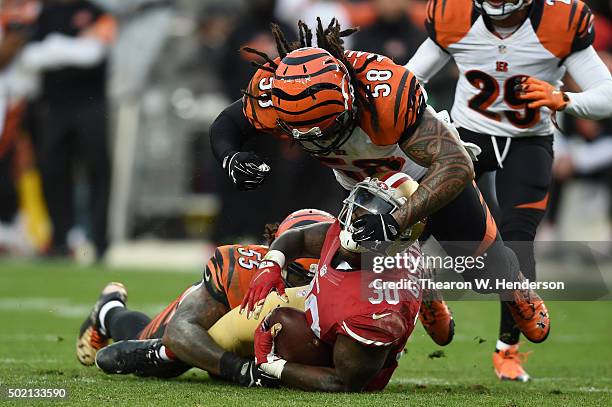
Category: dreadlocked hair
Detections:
[
  {"x1": 240, "y1": 18, "x2": 380, "y2": 130},
  {"x1": 263, "y1": 223, "x2": 280, "y2": 246}
]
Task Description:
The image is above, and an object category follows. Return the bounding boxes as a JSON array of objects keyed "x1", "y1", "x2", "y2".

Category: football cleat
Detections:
[
  {"x1": 95, "y1": 339, "x2": 188, "y2": 378},
  {"x1": 418, "y1": 299, "x2": 455, "y2": 346},
  {"x1": 76, "y1": 282, "x2": 128, "y2": 366},
  {"x1": 492, "y1": 344, "x2": 531, "y2": 382},
  {"x1": 505, "y1": 274, "x2": 550, "y2": 343}
]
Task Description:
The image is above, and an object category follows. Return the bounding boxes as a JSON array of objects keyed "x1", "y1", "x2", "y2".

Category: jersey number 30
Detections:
[{"x1": 466, "y1": 71, "x2": 540, "y2": 128}]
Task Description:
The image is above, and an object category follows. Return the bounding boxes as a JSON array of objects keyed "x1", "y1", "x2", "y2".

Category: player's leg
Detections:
[
  {"x1": 76, "y1": 282, "x2": 130, "y2": 366},
  {"x1": 95, "y1": 284, "x2": 202, "y2": 378},
  {"x1": 493, "y1": 136, "x2": 553, "y2": 381},
  {"x1": 74, "y1": 100, "x2": 111, "y2": 259},
  {"x1": 36, "y1": 107, "x2": 73, "y2": 256},
  {"x1": 426, "y1": 182, "x2": 550, "y2": 343}
]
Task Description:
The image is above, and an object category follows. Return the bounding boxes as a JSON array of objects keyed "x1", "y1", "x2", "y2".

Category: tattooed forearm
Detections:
[
  {"x1": 396, "y1": 107, "x2": 475, "y2": 230},
  {"x1": 163, "y1": 287, "x2": 229, "y2": 375}
]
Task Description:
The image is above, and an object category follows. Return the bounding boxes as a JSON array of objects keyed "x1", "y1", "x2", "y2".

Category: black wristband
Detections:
[{"x1": 219, "y1": 352, "x2": 248, "y2": 382}]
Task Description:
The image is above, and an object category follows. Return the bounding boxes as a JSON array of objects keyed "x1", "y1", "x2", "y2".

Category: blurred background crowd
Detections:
[{"x1": 0, "y1": 0, "x2": 610, "y2": 267}]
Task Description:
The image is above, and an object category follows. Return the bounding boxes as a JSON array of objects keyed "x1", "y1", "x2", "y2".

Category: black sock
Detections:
[
  {"x1": 498, "y1": 302, "x2": 520, "y2": 346},
  {"x1": 104, "y1": 308, "x2": 151, "y2": 341}
]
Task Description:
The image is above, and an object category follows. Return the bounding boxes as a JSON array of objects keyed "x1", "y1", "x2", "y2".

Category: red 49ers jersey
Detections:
[
  {"x1": 303, "y1": 221, "x2": 422, "y2": 391},
  {"x1": 242, "y1": 51, "x2": 428, "y2": 189},
  {"x1": 425, "y1": 0, "x2": 595, "y2": 137}
]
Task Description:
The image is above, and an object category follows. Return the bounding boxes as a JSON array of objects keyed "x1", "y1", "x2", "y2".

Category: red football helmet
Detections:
[{"x1": 272, "y1": 47, "x2": 356, "y2": 155}]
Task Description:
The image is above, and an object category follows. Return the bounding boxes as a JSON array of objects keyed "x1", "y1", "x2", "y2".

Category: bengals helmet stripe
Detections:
[
  {"x1": 276, "y1": 208, "x2": 336, "y2": 238},
  {"x1": 281, "y1": 52, "x2": 330, "y2": 65},
  {"x1": 279, "y1": 65, "x2": 340, "y2": 81},
  {"x1": 272, "y1": 47, "x2": 355, "y2": 153},
  {"x1": 273, "y1": 99, "x2": 345, "y2": 116}
]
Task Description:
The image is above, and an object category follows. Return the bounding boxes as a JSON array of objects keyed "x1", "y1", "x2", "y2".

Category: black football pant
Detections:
[
  {"x1": 425, "y1": 181, "x2": 520, "y2": 290},
  {"x1": 103, "y1": 306, "x2": 190, "y2": 378},
  {"x1": 459, "y1": 128, "x2": 553, "y2": 345},
  {"x1": 0, "y1": 145, "x2": 18, "y2": 223},
  {"x1": 36, "y1": 101, "x2": 110, "y2": 258}
]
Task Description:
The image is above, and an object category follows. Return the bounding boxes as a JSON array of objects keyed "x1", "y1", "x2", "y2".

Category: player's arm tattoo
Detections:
[
  {"x1": 270, "y1": 222, "x2": 331, "y2": 260},
  {"x1": 162, "y1": 286, "x2": 229, "y2": 375},
  {"x1": 280, "y1": 335, "x2": 389, "y2": 392},
  {"x1": 397, "y1": 108, "x2": 475, "y2": 230}
]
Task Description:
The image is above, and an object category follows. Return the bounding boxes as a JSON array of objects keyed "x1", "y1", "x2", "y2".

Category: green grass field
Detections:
[{"x1": 0, "y1": 260, "x2": 610, "y2": 406}]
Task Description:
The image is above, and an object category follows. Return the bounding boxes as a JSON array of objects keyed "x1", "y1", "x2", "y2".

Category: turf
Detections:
[{"x1": 0, "y1": 260, "x2": 610, "y2": 406}]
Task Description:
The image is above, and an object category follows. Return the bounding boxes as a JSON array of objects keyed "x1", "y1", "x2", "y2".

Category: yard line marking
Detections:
[{"x1": 0, "y1": 297, "x2": 168, "y2": 318}]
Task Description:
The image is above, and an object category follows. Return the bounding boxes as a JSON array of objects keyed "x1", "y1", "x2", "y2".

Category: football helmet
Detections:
[
  {"x1": 276, "y1": 208, "x2": 335, "y2": 286},
  {"x1": 272, "y1": 47, "x2": 356, "y2": 155},
  {"x1": 338, "y1": 171, "x2": 422, "y2": 253}
]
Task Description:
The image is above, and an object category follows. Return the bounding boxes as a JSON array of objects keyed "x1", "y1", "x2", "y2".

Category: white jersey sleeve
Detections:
[
  {"x1": 405, "y1": 38, "x2": 451, "y2": 85},
  {"x1": 563, "y1": 46, "x2": 612, "y2": 120}
]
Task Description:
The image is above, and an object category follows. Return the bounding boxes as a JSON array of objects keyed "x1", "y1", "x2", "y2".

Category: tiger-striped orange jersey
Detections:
[
  {"x1": 203, "y1": 244, "x2": 269, "y2": 309},
  {"x1": 137, "y1": 244, "x2": 268, "y2": 340},
  {"x1": 243, "y1": 51, "x2": 429, "y2": 189}
]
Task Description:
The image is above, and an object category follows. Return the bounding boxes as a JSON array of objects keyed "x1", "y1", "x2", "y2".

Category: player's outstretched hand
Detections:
[
  {"x1": 351, "y1": 213, "x2": 400, "y2": 243},
  {"x1": 240, "y1": 260, "x2": 287, "y2": 319},
  {"x1": 223, "y1": 151, "x2": 270, "y2": 191}
]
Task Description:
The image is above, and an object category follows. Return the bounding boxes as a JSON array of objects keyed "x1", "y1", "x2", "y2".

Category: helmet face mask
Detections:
[
  {"x1": 338, "y1": 178, "x2": 407, "y2": 253},
  {"x1": 277, "y1": 109, "x2": 356, "y2": 155},
  {"x1": 473, "y1": 0, "x2": 531, "y2": 21}
]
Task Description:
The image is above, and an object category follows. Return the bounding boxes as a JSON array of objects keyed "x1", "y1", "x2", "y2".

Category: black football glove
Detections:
[
  {"x1": 223, "y1": 151, "x2": 270, "y2": 191},
  {"x1": 237, "y1": 359, "x2": 280, "y2": 388},
  {"x1": 351, "y1": 213, "x2": 400, "y2": 242}
]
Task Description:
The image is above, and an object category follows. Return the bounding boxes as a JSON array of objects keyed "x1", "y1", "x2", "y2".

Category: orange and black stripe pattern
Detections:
[
  {"x1": 276, "y1": 208, "x2": 335, "y2": 237},
  {"x1": 138, "y1": 295, "x2": 182, "y2": 339},
  {"x1": 425, "y1": 0, "x2": 478, "y2": 50},
  {"x1": 242, "y1": 61, "x2": 280, "y2": 134},
  {"x1": 344, "y1": 51, "x2": 427, "y2": 145},
  {"x1": 272, "y1": 48, "x2": 353, "y2": 133},
  {"x1": 531, "y1": 0, "x2": 595, "y2": 60}
]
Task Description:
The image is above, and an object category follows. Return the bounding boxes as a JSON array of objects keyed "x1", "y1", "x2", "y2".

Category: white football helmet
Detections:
[
  {"x1": 338, "y1": 171, "x2": 422, "y2": 253},
  {"x1": 473, "y1": 0, "x2": 532, "y2": 20}
]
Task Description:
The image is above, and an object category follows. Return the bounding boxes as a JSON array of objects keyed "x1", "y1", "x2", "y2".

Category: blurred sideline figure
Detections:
[
  {"x1": 20, "y1": 0, "x2": 116, "y2": 260},
  {"x1": 0, "y1": 0, "x2": 50, "y2": 255},
  {"x1": 352, "y1": 0, "x2": 425, "y2": 66}
]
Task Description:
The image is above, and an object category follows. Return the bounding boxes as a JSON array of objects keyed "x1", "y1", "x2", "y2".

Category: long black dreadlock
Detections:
[{"x1": 241, "y1": 18, "x2": 380, "y2": 131}]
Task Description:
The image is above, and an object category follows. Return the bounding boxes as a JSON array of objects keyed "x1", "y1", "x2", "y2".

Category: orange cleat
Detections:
[
  {"x1": 76, "y1": 282, "x2": 128, "y2": 366},
  {"x1": 419, "y1": 299, "x2": 455, "y2": 346},
  {"x1": 504, "y1": 274, "x2": 550, "y2": 343},
  {"x1": 493, "y1": 344, "x2": 531, "y2": 382}
]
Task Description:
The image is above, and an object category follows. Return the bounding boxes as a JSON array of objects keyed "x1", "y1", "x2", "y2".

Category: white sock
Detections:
[
  {"x1": 496, "y1": 339, "x2": 513, "y2": 351},
  {"x1": 158, "y1": 345, "x2": 172, "y2": 361},
  {"x1": 98, "y1": 300, "x2": 125, "y2": 336}
]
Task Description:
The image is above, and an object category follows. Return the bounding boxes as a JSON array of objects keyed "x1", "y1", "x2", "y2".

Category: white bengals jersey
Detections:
[
  {"x1": 315, "y1": 126, "x2": 428, "y2": 190},
  {"x1": 426, "y1": 0, "x2": 595, "y2": 138}
]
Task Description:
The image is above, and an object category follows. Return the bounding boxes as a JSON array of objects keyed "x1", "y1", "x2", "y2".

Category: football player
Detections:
[
  {"x1": 213, "y1": 171, "x2": 425, "y2": 391},
  {"x1": 406, "y1": 0, "x2": 612, "y2": 381},
  {"x1": 76, "y1": 209, "x2": 332, "y2": 386},
  {"x1": 210, "y1": 19, "x2": 550, "y2": 345}
]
